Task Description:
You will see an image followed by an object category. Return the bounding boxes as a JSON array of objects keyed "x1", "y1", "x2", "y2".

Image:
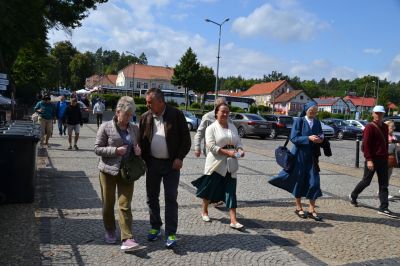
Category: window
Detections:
[
  {"x1": 300, "y1": 95, "x2": 304, "y2": 100},
  {"x1": 136, "y1": 82, "x2": 141, "y2": 89},
  {"x1": 129, "y1": 81, "x2": 134, "y2": 88},
  {"x1": 152, "y1": 83, "x2": 156, "y2": 88},
  {"x1": 144, "y1": 83, "x2": 148, "y2": 89}
]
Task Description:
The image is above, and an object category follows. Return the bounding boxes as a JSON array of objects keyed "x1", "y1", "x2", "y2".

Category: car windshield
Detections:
[
  {"x1": 341, "y1": 120, "x2": 350, "y2": 126},
  {"x1": 359, "y1": 120, "x2": 367, "y2": 126},
  {"x1": 245, "y1": 114, "x2": 265, "y2": 121}
]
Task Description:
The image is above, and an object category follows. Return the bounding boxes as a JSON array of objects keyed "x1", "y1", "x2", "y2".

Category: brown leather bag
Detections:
[{"x1": 388, "y1": 154, "x2": 397, "y2": 168}]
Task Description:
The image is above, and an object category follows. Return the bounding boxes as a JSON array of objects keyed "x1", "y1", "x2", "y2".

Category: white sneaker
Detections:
[
  {"x1": 388, "y1": 194, "x2": 394, "y2": 199},
  {"x1": 230, "y1": 222, "x2": 244, "y2": 229},
  {"x1": 201, "y1": 214, "x2": 211, "y2": 222}
]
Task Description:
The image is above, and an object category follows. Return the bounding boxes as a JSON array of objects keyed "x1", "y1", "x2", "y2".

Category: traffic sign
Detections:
[
  {"x1": 0, "y1": 79, "x2": 9, "y2": 85},
  {"x1": 0, "y1": 73, "x2": 6, "y2": 79},
  {"x1": 0, "y1": 85, "x2": 7, "y2": 90}
]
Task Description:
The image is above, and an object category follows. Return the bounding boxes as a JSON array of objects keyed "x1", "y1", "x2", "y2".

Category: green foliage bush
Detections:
[
  {"x1": 257, "y1": 105, "x2": 271, "y2": 113},
  {"x1": 134, "y1": 97, "x2": 146, "y2": 105},
  {"x1": 230, "y1": 106, "x2": 244, "y2": 113},
  {"x1": 249, "y1": 105, "x2": 258, "y2": 114},
  {"x1": 166, "y1": 100, "x2": 179, "y2": 107},
  {"x1": 318, "y1": 111, "x2": 332, "y2": 120},
  {"x1": 135, "y1": 105, "x2": 148, "y2": 115},
  {"x1": 204, "y1": 104, "x2": 214, "y2": 111},
  {"x1": 191, "y1": 102, "x2": 201, "y2": 109}
]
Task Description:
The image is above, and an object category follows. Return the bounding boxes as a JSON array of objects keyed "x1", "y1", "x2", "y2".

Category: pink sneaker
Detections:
[
  {"x1": 121, "y1": 238, "x2": 140, "y2": 250},
  {"x1": 105, "y1": 231, "x2": 117, "y2": 244}
]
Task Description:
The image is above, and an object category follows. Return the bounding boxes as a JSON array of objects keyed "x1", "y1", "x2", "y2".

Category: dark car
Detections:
[
  {"x1": 322, "y1": 118, "x2": 362, "y2": 140},
  {"x1": 230, "y1": 113, "x2": 270, "y2": 139},
  {"x1": 262, "y1": 114, "x2": 294, "y2": 138}
]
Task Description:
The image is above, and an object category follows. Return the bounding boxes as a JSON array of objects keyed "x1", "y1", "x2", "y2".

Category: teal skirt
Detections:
[{"x1": 191, "y1": 171, "x2": 237, "y2": 208}]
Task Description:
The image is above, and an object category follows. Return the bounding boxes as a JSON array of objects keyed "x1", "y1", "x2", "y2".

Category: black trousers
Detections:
[
  {"x1": 351, "y1": 158, "x2": 389, "y2": 210},
  {"x1": 96, "y1": 114, "x2": 103, "y2": 128},
  {"x1": 146, "y1": 157, "x2": 180, "y2": 236}
]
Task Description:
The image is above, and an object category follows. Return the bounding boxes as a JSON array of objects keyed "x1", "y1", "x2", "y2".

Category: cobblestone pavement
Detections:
[{"x1": 1, "y1": 114, "x2": 400, "y2": 265}]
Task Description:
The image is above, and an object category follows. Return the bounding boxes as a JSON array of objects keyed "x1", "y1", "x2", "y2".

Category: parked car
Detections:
[
  {"x1": 230, "y1": 113, "x2": 270, "y2": 139},
  {"x1": 320, "y1": 122, "x2": 335, "y2": 139},
  {"x1": 182, "y1": 110, "x2": 200, "y2": 131},
  {"x1": 322, "y1": 118, "x2": 362, "y2": 140},
  {"x1": 346, "y1": 119, "x2": 368, "y2": 131},
  {"x1": 262, "y1": 114, "x2": 294, "y2": 138}
]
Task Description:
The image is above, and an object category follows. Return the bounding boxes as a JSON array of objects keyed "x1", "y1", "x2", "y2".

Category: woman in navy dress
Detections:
[{"x1": 269, "y1": 102, "x2": 324, "y2": 221}]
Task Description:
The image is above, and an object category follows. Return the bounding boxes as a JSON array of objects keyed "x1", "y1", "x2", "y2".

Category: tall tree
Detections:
[
  {"x1": 69, "y1": 52, "x2": 95, "y2": 89},
  {"x1": 171, "y1": 47, "x2": 200, "y2": 110},
  {"x1": 194, "y1": 65, "x2": 215, "y2": 109},
  {"x1": 51, "y1": 41, "x2": 78, "y2": 88},
  {"x1": 138, "y1": 52, "x2": 148, "y2": 65}
]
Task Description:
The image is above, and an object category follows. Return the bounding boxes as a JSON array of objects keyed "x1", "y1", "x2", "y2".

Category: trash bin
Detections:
[{"x1": 0, "y1": 121, "x2": 40, "y2": 204}]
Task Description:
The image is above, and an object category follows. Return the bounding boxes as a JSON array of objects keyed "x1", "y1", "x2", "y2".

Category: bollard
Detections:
[{"x1": 355, "y1": 134, "x2": 361, "y2": 168}]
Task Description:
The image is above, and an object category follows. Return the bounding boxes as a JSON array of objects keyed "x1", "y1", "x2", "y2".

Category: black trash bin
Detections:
[{"x1": 0, "y1": 121, "x2": 40, "y2": 203}]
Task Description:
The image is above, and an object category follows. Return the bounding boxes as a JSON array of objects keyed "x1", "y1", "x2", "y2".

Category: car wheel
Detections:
[
  {"x1": 187, "y1": 122, "x2": 193, "y2": 131},
  {"x1": 337, "y1": 131, "x2": 344, "y2": 140},
  {"x1": 238, "y1": 127, "x2": 246, "y2": 138},
  {"x1": 269, "y1": 128, "x2": 277, "y2": 139}
]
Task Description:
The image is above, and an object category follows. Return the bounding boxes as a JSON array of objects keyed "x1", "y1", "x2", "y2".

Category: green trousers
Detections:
[{"x1": 99, "y1": 171, "x2": 134, "y2": 241}]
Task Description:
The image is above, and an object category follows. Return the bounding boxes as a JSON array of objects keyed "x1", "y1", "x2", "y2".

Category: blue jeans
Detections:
[{"x1": 57, "y1": 118, "x2": 66, "y2": 134}]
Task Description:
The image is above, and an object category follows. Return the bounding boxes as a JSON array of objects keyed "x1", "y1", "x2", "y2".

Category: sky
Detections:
[{"x1": 48, "y1": 0, "x2": 400, "y2": 82}]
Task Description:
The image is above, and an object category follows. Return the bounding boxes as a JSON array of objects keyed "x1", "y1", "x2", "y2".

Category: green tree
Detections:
[
  {"x1": 194, "y1": 65, "x2": 215, "y2": 110},
  {"x1": 51, "y1": 41, "x2": 78, "y2": 88},
  {"x1": 263, "y1": 70, "x2": 289, "y2": 82},
  {"x1": 171, "y1": 47, "x2": 200, "y2": 110},
  {"x1": 70, "y1": 52, "x2": 95, "y2": 89},
  {"x1": 138, "y1": 52, "x2": 148, "y2": 65}
]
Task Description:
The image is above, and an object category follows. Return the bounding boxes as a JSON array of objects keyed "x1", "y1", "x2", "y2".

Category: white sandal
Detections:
[{"x1": 230, "y1": 222, "x2": 244, "y2": 229}]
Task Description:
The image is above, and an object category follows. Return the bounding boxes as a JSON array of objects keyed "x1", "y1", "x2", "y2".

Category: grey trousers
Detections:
[{"x1": 146, "y1": 157, "x2": 180, "y2": 236}]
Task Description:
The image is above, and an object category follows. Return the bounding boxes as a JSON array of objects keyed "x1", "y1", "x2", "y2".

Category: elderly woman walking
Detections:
[
  {"x1": 94, "y1": 96, "x2": 142, "y2": 250},
  {"x1": 191, "y1": 102, "x2": 245, "y2": 229},
  {"x1": 269, "y1": 102, "x2": 324, "y2": 221}
]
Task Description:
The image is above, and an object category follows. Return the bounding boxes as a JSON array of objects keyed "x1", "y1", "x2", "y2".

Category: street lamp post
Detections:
[
  {"x1": 126, "y1": 51, "x2": 136, "y2": 97},
  {"x1": 205, "y1": 18, "x2": 229, "y2": 100}
]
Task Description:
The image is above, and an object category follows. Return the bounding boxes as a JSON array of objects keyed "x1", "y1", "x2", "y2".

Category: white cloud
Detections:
[
  {"x1": 387, "y1": 54, "x2": 400, "y2": 82},
  {"x1": 232, "y1": 2, "x2": 329, "y2": 42},
  {"x1": 363, "y1": 48, "x2": 382, "y2": 55}
]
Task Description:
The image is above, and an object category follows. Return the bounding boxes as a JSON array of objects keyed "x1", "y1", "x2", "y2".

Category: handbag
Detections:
[
  {"x1": 226, "y1": 157, "x2": 239, "y2": 173},
  {"x1": 388, "y1": 154, "x2": 397, "y2": 168},
  {"x1": 275, "y1": 137, "x2": 295, "y2": 172},
  {"x1": 114, "y1": 119, "x2": 146, "y2": 183},
  {"x1": 120, "y1": 153, "x2": 146, "y2": 183}
]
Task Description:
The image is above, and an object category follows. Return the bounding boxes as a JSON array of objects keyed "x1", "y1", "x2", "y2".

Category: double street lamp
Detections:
[
  {"x1": 205, "y1": 18, "x2": 229, "y2": 99},
  {"x1": 125, "y1": 51, "x2": 136, "y2": 97}
]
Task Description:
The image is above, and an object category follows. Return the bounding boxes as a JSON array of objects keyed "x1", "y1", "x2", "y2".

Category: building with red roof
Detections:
[
  {"x1": 274, "y1": 90, "x2": 314, "y2": 115},
  {"x1": 85, "y1": 74, "x2": 118, "y2": 89},
  {"x1": 313, "y1": 96, "x2": 349, "y2": 114},
  {"x1": 344, "y1": 95, "x2": 376, "y2": 113},
  {"x1": 240, "y1": 80, "x2": 294, "y2": 107}
]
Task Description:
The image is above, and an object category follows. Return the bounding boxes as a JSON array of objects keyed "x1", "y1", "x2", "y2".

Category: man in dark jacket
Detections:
[
  {"x1": 139, "y1": 88, "x2": 191, "y2": 248},
  {"x1": 64, "y1": 97, "x2": 83, "y2": 150},
  {"x1": 349, "y1": 105, "x2": 397, "y2": 218}
]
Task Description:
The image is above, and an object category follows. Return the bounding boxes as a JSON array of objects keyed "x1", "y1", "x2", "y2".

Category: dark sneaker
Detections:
[
  {"x1": 104, "y1": 231, "x2": 117, "y2": 244},
  {"x1": 74, "y1": 145, "x2": 79, "y2": 150},
  {"x1": 349, "y1": 194, "x2": 358, "y2": 207},
  {"x1": 165, "y1": 234, "x2": 177, "y2": 249},
  {"x1": 68, "y1": 146, "x2": 72, "y2": 150},
  {"x1": 147, "y1": 228, "x2": 161, "y2": 241},
  {"x1": 121, "y1": 238, "x2": 140, "y2": 251},
  {"x1": 378, "y1": 209, "x2": 398, "y2": 218}
]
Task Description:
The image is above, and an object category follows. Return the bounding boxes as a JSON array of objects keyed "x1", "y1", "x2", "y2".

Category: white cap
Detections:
[{"x1": 372, "y1": 105, "x2": 385, "y2": 113}]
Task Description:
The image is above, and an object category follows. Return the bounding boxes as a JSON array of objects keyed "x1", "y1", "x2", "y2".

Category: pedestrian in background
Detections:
[
  {"x1": 139, "y1": 88, "x2": 191, "y2": 248},
  {"x1": 93, "y1": 99, "x2": 105, "y2": 128},
  {"x1": 191, "y1": 103, "x2": 245, "y2": 229},
  {"x1": 64, "y1": 98, "x2": 83, "y2": 150},
  {"x1": 269, "y1": 102, "x2": 324, "y2": 221},
  {"x1": 349, "y1": 106, "x2": 397, "y2": 218},
  {"x1": 34, "y1": 94, "x2": 55, "y2": 148},
  {"x1": 94, "y1": 96, "x2": 142, "y2": 251},
  {"x1": 194, "y1": 97, "x2": 227, "y2": 157},
  {"x1": 55, "y1": 95, "x2": 68, "y2": 135}
]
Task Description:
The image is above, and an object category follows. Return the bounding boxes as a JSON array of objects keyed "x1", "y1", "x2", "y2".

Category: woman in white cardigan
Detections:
[{"x1": 191, "y1": 103, "x2": 245, "y2": 229}]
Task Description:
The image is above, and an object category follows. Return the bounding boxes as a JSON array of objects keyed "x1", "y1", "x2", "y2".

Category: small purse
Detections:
[
  {"x1": 275, "y1": 137, "x2": 295, "y2": 172},
  {"x1": 226, "y1": 157, "x2": 239, "y2": 173}
]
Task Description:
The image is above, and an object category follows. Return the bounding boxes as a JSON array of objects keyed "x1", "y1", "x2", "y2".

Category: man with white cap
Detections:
[{"x1": 349, "y1": 105, "x2": 397, "y2": 217}]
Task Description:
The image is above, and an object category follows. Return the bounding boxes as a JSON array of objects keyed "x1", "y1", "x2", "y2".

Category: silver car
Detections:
[
  {"x1": 321, "y1": 122, "x2": 335, "y2": 139},
  {"x1": 182, "y1": 110, "x2": 200, "y2": 131},
  {"x1": 230, "y1": 113, "x2": 269, "y2": 139}
]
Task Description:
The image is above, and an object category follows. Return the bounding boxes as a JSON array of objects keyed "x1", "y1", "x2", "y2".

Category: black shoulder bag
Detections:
[{"x1": 115, "y1": 122, "x2": 147, "y2": 183}]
